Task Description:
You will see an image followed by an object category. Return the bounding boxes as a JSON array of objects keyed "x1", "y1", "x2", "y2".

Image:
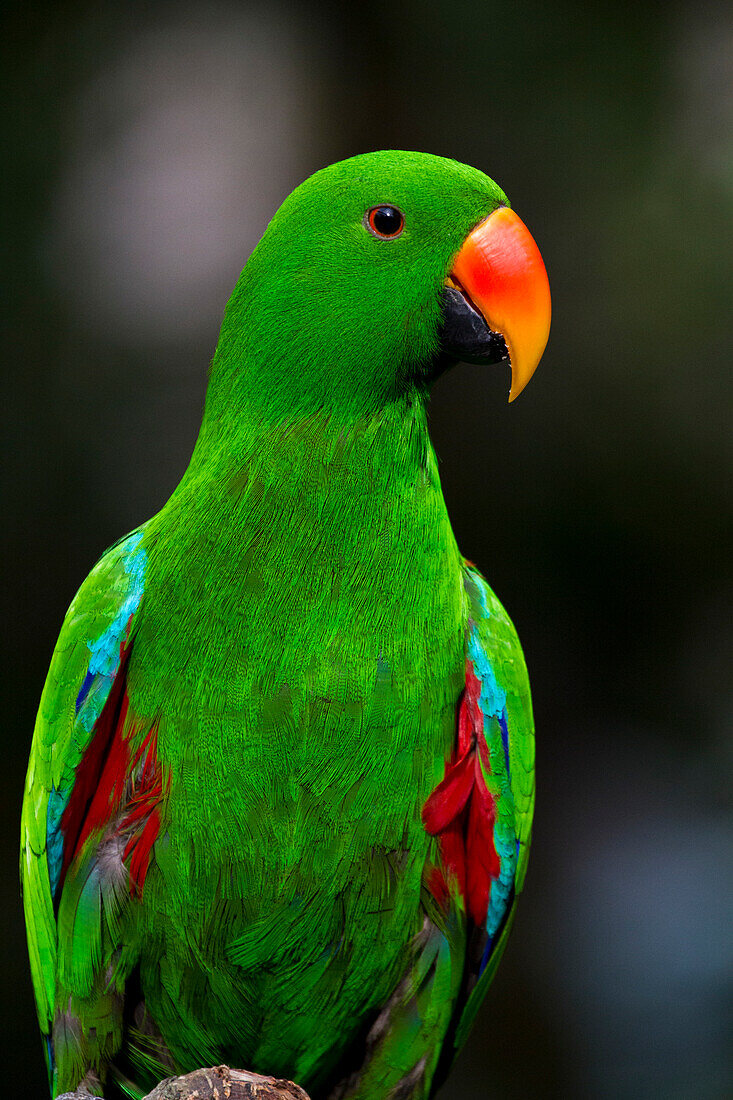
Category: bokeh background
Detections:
[{"x1": 3, "y1": 1, "x2": 732, "y2": 1095}]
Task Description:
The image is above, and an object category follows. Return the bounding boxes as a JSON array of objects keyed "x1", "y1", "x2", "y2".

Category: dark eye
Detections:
[{"x1": 366, "y1": 205, "x2": 405, "y2": 239}]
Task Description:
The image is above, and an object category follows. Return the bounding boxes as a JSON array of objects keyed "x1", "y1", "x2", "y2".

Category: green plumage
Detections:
[{"x1": 21, "y1": 151, "x2": 535, "y2": 1099}]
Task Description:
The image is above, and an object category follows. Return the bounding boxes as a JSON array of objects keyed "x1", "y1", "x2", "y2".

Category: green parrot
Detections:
[{"x1": 21, "y1": 150, "x2": 551, "y2": 1099}]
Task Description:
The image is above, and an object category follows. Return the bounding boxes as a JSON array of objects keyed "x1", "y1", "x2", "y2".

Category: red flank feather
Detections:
[
  {"x1": 122, "y1": 723, "x2": 167, "y2": 897},
  {"x1": 422, "y1": 659, "x2": 499, "y2": 926},
  {"x1": 60, "y1": 643, "x2": 133, "y2": 884},
  {"x1": 61, "y1": 640, "x2": 166, "y2": 899}
]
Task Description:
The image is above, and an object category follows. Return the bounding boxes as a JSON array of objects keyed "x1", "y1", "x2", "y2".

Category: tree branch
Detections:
[{"x1": 57, "y1": 1065, "x2": 311, "y2": 1100}]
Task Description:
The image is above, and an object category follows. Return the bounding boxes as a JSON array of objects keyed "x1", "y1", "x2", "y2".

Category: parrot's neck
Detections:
[
  {"x1": 180, "y1": 390, "x2": 446, "y2": 543},
  {"x1": 148, "y1": 390, "x2": 463, "y2": 643}
]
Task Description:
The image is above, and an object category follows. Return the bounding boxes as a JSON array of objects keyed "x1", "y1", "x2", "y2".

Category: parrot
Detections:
[{"x1": 21, "y1": 150, "x2": 550, "y2": 1100}]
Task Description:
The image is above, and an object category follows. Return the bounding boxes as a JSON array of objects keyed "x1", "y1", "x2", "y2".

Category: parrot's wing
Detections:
[
  {"x1": 331, "y1": 561, "x2": 536, "y2": 1099},
  {"x1": 427, "y1": 560, "x2": 535, "y2": 1078},
  {"x1": 20, "y1": 529, "x2": 148, "y2": 1086}
]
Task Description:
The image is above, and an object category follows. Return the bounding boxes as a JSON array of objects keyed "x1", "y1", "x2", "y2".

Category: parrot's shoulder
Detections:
[
  {"x1": 28, "y1": 526, "x2": 148, "y2": 791},
  {"x1": 461, "y1": 557, "x2": 534, "y2": 798},
  {"x1": 461, "y1": 559, "x2": 530, "y2": 687},
  {"x1": 20, "y1": 528, "x2": 148, "y2": 1043}
]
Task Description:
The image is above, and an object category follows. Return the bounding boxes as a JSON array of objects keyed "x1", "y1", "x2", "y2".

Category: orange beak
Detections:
[{"x1": 449, "y1": 206, "x2": 551, "y2": 401}]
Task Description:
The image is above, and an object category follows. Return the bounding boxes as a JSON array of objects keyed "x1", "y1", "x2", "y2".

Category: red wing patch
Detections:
[
  {"x1": 121, "y1": 724, "x2": 167, "y2": 897},
  {"x1": 422, "y1": 661, "x2": 499, "y2": 926},
  {"x1": 60, "y1": 643, "x2": 133, "y2": 884},
  {"x1": 60, "y1": 639, "x2": 166, "y2": 899}
]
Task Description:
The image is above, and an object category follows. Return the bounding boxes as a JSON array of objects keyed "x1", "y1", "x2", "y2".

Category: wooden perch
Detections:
[
  {"x1": 144, "y1": 1066, "x2": 310, "y2": 1099},
  {"x1": 57, "y1": 1065, "x2": 311, "y2": 1100}
]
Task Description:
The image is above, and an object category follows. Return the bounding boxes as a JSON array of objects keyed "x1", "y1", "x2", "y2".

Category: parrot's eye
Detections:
[{"x1": 366, "y1": 206, "x2": 405, "y2": 239}]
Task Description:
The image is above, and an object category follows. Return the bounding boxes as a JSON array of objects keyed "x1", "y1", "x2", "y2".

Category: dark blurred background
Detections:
[{"x1": 3, "y1": 1, "x2": 732, "y2": 1095}]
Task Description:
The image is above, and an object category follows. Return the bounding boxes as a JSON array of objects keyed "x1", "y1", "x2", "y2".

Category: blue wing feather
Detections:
[{"x1": 20, "y1": 529, "x2": 147, "y2": 1082}]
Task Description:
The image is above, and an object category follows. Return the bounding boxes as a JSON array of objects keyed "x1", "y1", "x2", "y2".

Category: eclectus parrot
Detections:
[{"x1": 21, "y1": 151, "x2": 550, "y2": 1099}]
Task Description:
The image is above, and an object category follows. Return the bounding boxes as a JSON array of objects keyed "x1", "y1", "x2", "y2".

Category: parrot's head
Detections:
[{"x1": 211, "y1": 150, "x2": 550, "y2": 420}]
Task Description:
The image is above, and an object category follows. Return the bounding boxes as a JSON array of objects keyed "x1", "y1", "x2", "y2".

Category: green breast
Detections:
[{"x1": 121, "y1": 401, "x2": 466, "y2": 1085}]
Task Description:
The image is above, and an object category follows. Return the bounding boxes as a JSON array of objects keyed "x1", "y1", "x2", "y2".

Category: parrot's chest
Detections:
[
  {"x1": 164, "y1": 588, "x2": 463, "y2": 846},
  {"x1": 145, "y1": 517, "x2": 465, "y2": 823},
  {"x1": 136, "y1": 597, "x2": 464, "y2": 1078},
  {"x1": 143, "y1": 550, "x2": 464, "y2": 909},
  {"x1": 133, "y1": 573, "x2": 465, "y2": 1075}
]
